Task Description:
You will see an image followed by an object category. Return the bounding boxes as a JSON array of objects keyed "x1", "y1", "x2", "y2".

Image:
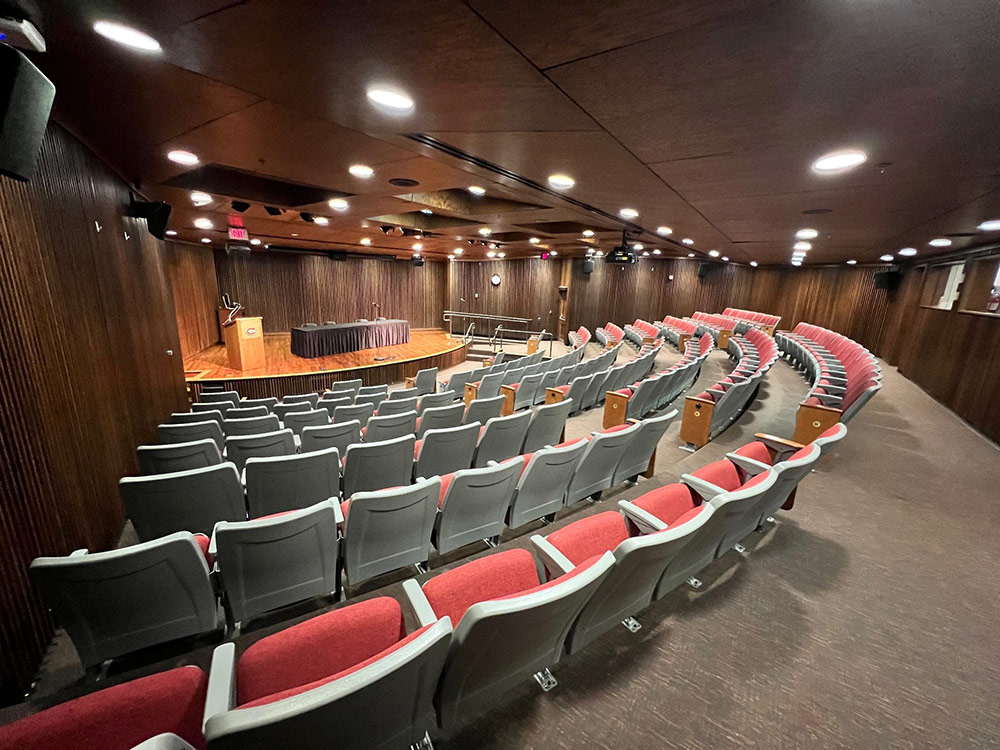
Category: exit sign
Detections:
[{"x1": 228, "y1": 226, "x2": 249, "y2": 241}]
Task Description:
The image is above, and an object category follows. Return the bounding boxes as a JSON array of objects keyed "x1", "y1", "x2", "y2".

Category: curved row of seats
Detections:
[
  {"x1": 6, "y1": 422, "x2": 848, "y2": 749},
  {"x1": 603, "y1": 332, "x2": 713, "y2": 428},
  {"x1": 547, "y1": 341, "x2": 659, "y2": 416},
  {"x1": 595, "y1": 321, "x2": 625, "y2": 347},
  {"x1": 655, "y1": 315, "x2": 700, "y2": 351},
  {"x1": 722, "y1": 307, "x2": 781, "y2": 335},
  {"x1": 463, "y1": 348, "x2": 579, "y2": 406},
  {"x1": 499, "y1": 345, "x2": 621, "y2": 413},
  {"x1": 776, "y1": 322, "x2": 882, "y2": 443},
  {"x1": 679, "y1": 327, "x2": 778, "y2": 448},
  {"x1": 568, "y1": 326, "x2": 591, "y2": 349},
  {"x1": 623, "y1": 319, "x2": 660, "y2": 347}
]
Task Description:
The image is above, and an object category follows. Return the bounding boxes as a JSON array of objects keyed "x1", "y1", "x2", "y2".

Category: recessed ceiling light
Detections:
[
  {"x1": 812, "y1": 149, "x2": 867, "y2": 172},
  {"x1": 633, "y1": 243, "x2": 644, "y2": 251},
  {"x1": 880, "y1": 254, "x2": 894, "y2": 261},
  {"x1": 167, "y1": 150, "x2": 198, "y2": 165},
  {"x1": 582, "y1": 229, "x2": 595, "y2": 238},
  {"x1": 366, "y1": 86, "x2": 414, "y2": 111},
  {"x1": 796, "y1": 228, "x2": 819, "y2": 240},
  {"x1": 792, "y1": 252, "x2": 806, "y2": 258},
  {"x1": 721, "y1": 256, "x2": 729, "y2": 261},
  {"x1": 313, "y1": 216, "x2": 329, "y2": 226},
  {"x1": 165, "y1": 230, "x2": 177, "y2": 236},
  {"x1": 897, "y1": 247, "x2": 917, "y2": 256},
  {"x1": 750, "y1": 261, "x2": 758, "y2": 267},
  {"x1": 846, "y1": 259, "x2": 857, "y2": 265},
  {"x1": 468, "y1": 186, "x2": 486, "y2": 196},
  {"x1": 652, "y1": 249, "x2": 661, "y2": 255},
  {"x1": 595, "y1": 251, "x2": 604, "y2": 257},
  {"x1": 619, "y1": 208, "x2": 638, "y2": 219},
  {"x1": 194, "y1": 218, "x2": 213, "y2": 230},
  {"x1": 93, "y1": 21, "x2": 161, "y2": 52},
  {"x1": 420, "y1": 209, "x2": 433, "y2": 215},
  {"x1": 498, "y1": 252, "x2": 506, "y2": 258},
  {"x1": 329, "y1": 198, "x2": 349, "y2": 211},
  {"x1": 682, "y1": 238, "x2": 694, "y2": 245},
  {"x1": 548, "y1": 174, "x2": 575, "y2": 189},
  {"x1": 487, "y1": 250, "x2": 497, "y2": 258},
  {"x1": 250, "y1": 238, "x2": 261, "y2": 246},
  {"x1": 708, "y1": 250, "x2": 720, "y2": 257},
  {"x1": 190, "y1": 191, "x2": 212, "y2": 206},
  {"x1": 642, "y1": 251, "x2": 650, "y2": 257},
  {"x1": 550, "y1": 250, "x2": 558, "y2": 256},
  {"x1": 349, "y1": 164, "x2": 374, "y2": 178},
  {"x1": 929, "y1": 238, "x2": 952, "y2": 247},
  {"x1": 453, "y1": 247, "x2": 463, "y2": 255},
  {"x1": 791, "y1": 260, "x2": 802, "y2": 266},
  {"x1": 290, "y1": 233, "x2": 298, "y2": 237},
  {"x1": 688, "y1": 252, "x2": 695, "y2": 258},
  {"x1": 586, "y1": 248, "x2": 595, "y2": 254},
  {"x1": 977, "y1": 219, "x2": 1000, "y2": 232},
  {"x1": 412, "y1": 243, "x2": 423, "y2": 250},
  {"x1": 793, "y1": 241, "x2": 812, "y2": 251},
  {"x1": 200, "y1": 237, "x2": 211, "y2": 244},
  {"x1": 448, "y1": 255, "x2": 455, "y2": 261},
  {"x1": 529, "y1": 237, "x2": 540, "y2": 244},
  {"x1": 656, "y1": 226, "x2": 672, "y2": 236},
  {"x1": 479, "y1": 228, "x2": 491, "y2": 236},
  {"x1": 360, "y1": 237, "x2": 371, "y2": 245}
]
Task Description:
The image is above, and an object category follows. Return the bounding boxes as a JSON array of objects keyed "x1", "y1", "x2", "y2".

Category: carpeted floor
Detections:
[{"x1": 5, "y1": 341, "x2": 999, "y2": 748}]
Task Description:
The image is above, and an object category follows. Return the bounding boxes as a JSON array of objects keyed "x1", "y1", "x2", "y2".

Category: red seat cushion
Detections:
[
  {"x1": 690, "y1": 459, "x2": 742, "y2": 492},
  {"x1": 414, "y1": 439, "x2": 422, "y2": 459},
  {"x1": 553, "y1": 385, "x2": 571, "y2": 394},
  {"x1": 615, "y1": 388, "x2": 633, "y2": 396},
  {"x1": 633, "y1": 483, "x2": 699, "y2": 525},
  {"x1": 0, "y1": 666, "x2": 208, "y2": 750},
  {"x1": 602, "y1": 423, "x2": 633, "y2": 434},
  {"x1": 193, "y1": 532, "x2": 214, "y2": 567},
  {"x1": 508, "y1": 382, "x2": 520, "y2": 390},
  {"x1": 732, "y1": 441, "x2": 773, "y2": 466},
  {"x1": 237, "y1": 597, "x2": 405, "y2": 706},
  {"x1": 437, "y1": 471, "x2": 456, "y2": 508},
  {"x1": 546, "y1": 512, "x2": 629, "y2": 566},
  {"x1": 421, "y1": 548, "x2": 539, "y2": 625}
]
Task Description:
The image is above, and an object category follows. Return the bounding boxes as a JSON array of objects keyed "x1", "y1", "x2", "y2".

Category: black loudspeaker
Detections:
[
  {"x1": 410, "y1": 256, "x2": 424, "y2": 267},
  {"x1": 698, "y1": 262, "x2": 712, "y2": 279},
  {"x1": 0, "y1": 44, "x2": 56, "y2": 181},
  {"x1": 874, "y1": 269, "x2": 902, "y2": 291},
  {"x1": 130, "y1": 199, "x2": 172, "y2": 240},
  {"x1": 582, "y1": 258, "x2": 595, "y2": 274}
]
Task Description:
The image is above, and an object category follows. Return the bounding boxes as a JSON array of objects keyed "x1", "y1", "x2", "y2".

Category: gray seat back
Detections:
[
  {"x1": 752, "y1": 444, "x2": 822, "y2": 529},
  {"x1": 223, "y1": 414, "x2": 281, "y2": 437},
  {"x1": 376, "y1": 397, "x2": 418, "y2": 417},
  {"x1": 364, "y1": 411, "x2": 417, "y2": 443},
  {"x1": 137, "y1": 438, "x2": 222, "y2": 475},
  {"x1": 581, "y1": 369, "x2": 611, "y2": 410},
  {"x1": 317, "y1": 395, "x2": 353, "y2": 413},
  {"x1": 473, "y1": 411, "x2": 532, "y2": 467},
  {"x1": 464, "y1": 395, "x2": 505, "y2": 425},
  {"x1": 418, "y1": 403, "x2": 465, "y2": 437},
  {"x1": 415, "y1": 422, "x2": 480, "y2": 478},
  {"x1": 301, "y1": 420, "x2": 362, "y2": 456},
  {"x1": 273, "y1": 401, "x2": 311, "y2": 422},
  {"x1": 508, "y1": 440, "x2": 587, "y2": 528},
  {"x1": 331, "y1": 378, "x2": 363, "y2": 393},
  {"x1": 412, "y1": 367, "x2": 438, "y2": 396},
  {"x1": 566, "y1": 423, "x2": 641, "y2": 505},
  {"x1": 434, "y1": 459, "x2": 523, "y2": 555},
  {"x1": 224, "y1": 429, "x2": 295, "y2": 473},
  {"x1": 171, "y1": 410, "x2": 223, "y2": 426},
  {"x1": 522, "y1": 399, "x2": 573, "y2": 453},
  {"x1": 194, "y1": 401, "x2": 233, "y2": 417},
  {"x1": 563, "y1": 374, "x2": 595, "y2": 414},
  {"x1": 282, "y1": 393, "x2": 319, "y2": 407},
  {"x1": 390, "y1": 387, "x2": 420, "y2": 401},
  {"x1": 200, "y1": 391, "x2": 240, "y2": 407},
  {"x1": 474, "y1": 372, "x2": 504, "y2": 399},
  {"x1": 343, "y1": 435, "x2": 415, "y2": 498},
  {"x1": 511, "y1": 373, "x2": 544, "y2": 410},
  {"x1": 225, "y1": 406, "x2": 269, "y2": 420},
  {"x1": 443, "y1": 369, "x2": 475, "y2": 394},
  {"x1": 120, "y1": 462, "x2": 246, "y2": 539},
  {"x1": 343, "y1": 477, "x2": 440, "y2": 585},
  {"x1": 158, "y1": 421, "x2": 224, "y2": 451},
  {"x1": 29, "y1": 533, "x2": 218, "y2": 668},
  {"x1": 240, "y1": 398, "x2": 278, "y2": 413},
  {"x1": 611, "y1": 409, "x2": 678, "y2": 485},
  {"x1": 282, "y1": 408, "x2": 330, "y2": 437},
  {"x1": 417, "y1": 390, "x2": 456, "y2": 414},
  {"x1": 245, "y1": 447, "x2": 341, "y2": 518},
  {"x1": 334, "y1": 403, "x2": 375, "y2": 425},
  {"x1": 357, "y1": 384, "x2": 387, "y2": 397},
  {"x1": 354, "y1": 392, "x2": 386, "y2": 411},
  {"x1": 214, "y1": 501, "x2": 340, "y2": 624}
]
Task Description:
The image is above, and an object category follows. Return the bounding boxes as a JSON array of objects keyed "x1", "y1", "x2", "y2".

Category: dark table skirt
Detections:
[{"x1": 290, "y1": 319, "x2": 410, "y2": 358}]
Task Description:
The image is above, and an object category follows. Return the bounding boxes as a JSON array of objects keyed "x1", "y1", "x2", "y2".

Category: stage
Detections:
[{"x1": 184, "y1": 328, "x2": 469, "y2": 400}]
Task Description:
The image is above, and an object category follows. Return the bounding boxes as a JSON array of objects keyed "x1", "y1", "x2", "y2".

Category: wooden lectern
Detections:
[{"x1": 223, "y1": 316, "x2": 265, "y2": 370}]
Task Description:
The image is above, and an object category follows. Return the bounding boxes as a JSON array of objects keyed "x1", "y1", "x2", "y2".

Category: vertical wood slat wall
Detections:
[
  {"x1": 0, "y1": 125, "x2": 187, "y2": 704},
  {"x1": 166, "y1": 242, "x2": 221, "y2": 357}
]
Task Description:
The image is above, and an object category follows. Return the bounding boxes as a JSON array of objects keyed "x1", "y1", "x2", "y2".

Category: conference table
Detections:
[{"x1": 290, "y1": 319, "x2": 410, "y2": 358}]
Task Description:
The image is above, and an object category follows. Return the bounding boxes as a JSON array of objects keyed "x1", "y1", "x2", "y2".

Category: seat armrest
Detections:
[
  {"x1": 130, "y1": 733, "x2": 198, "y2": 750},
  {"x1": 332, "y1": 499, "x2": 345, "y2": 525},
  {"x1": 529, "y1": 534, "x2": 575, "y2": 578},
  {"x1": 680, "y1": 474, "x2": 728, "y2": 500},
  {"x1": 810, "y1": 392, "x2": 843, "y2": 406},
  {"x1": 203, "y1": 643, "x2": 237, "y2": 731},
  {"x1": 817, "y1": 383, "x2": 846, "y2": 395},
  {"x1": 617, "y1": 500, "x2": 668, "y2": 534},
  {"x1": 752, "y1": 433, "x2": 805, "y2": 461},
  {"x1": 726, "y1": 453, "x2": 770, "y2": 476},
  {"x1": 402, "y1": 579, "x2": 439, "y2": 628}
]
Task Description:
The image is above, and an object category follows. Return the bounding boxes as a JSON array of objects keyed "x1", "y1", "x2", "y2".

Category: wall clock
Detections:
[{"x1": 490, "y1": 273, "x2": 502, "y2": 287}]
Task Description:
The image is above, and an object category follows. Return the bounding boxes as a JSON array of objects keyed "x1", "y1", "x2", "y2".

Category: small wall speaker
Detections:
[{"x1": 0, "y1": 44, "x2": 56, "y2": 181}]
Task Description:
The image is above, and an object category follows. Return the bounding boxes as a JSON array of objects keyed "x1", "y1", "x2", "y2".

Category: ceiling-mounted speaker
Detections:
[
  {"x1": 129, "y1": 198, "x2": 172, "y2": 240},
  {"x1": 697, "y1": 262, "x2": 713, "y2": 279},
  {"x1": 0, "y1": 44, "x2": 55, "y2": 181},
  {"x1": 582, "y1": 258, "x2": 595, "y2": 274}
]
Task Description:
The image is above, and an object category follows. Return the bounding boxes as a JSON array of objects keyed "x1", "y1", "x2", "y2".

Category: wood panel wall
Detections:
[
  {"x1": 213, "y1": 251, "x2": 448, "y2": 334},
  {"x1": 0, "y1": 125, "x2": 188, "y2": 704},
  {"x1": 166, "y1": 242, "x2": 220, "y2": 357}
]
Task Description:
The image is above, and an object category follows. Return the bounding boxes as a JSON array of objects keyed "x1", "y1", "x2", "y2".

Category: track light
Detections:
[{"x1": 231, "y1": 201, "x2": 250, "y2": 213}]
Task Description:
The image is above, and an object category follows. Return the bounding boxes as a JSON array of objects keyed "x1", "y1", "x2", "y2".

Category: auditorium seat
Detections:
[
  {"x1": 281, "y1": 393, "x2": 319, "y2": 408},
  {"x1": 402, "y1": 548, "x2": 614, "y2": 731},
  {"x1": 317, "y1": 394, "x2": 352, "y2": 413},
  {"x1": 531, "y1": 509, "x2": 704, "y2": 653},
  {"x1": 363, "y1": 410, "x2": 417, "y2": 442},
  {"x1": 474, "y1": 412, "x2": 532, "y2": 467},
  {"x1": 212, "y1": 501, "x2": 341, "y2": 630},
  {"x1": 138, "y1": 438, "x2": 222, "y2": 475},
  {"x1": 433, "y1": 458, "x2": 524, "y2": 555},
  {"x1": 463, "y1": 395, "x2": 505, "y2": 425},
  {"x1": 244, "y1": 447, "x2": 340, "y2": 518},
  {"x1": 222, "y1": 414, "x2": 280, "y2": 437},
  {"x1": 300, "y1": 420, "x2": 362, "y2": 456},
  {"x1": 440, "y1": 368, "x2": 475, "y2": 395},
  {"x1": 240, "y1": 397, "x2": 278, "y2": 413},
  {"x1": 504, "y1": 372, "x2": 544, "y2": 412},
  {"x1": 158, "y1": 421, "x2": 224, "y2": 452},
  {"x1": 342, "y1": 435, "x2": 415, "y2": 498},
  {"x1": 353, "y1": 392, "x2": 386, "y2": 411},
  {"x1": 565, "y1": 422, "x2": 641, "y2": 505},
  {"x1": 522, "y1": 399, "x2": 573, "y2": 453},
  {"x1": 467, "y1": 371, "x2": 504, "y2": 401},
  {"x1": 200, "y1": 391, "x2": 241, "y2": 407},
  {"x1": 120, "y1": 463, "x2": 246, "y2": 540},
  {"x1": 610, "y1": 410, "x2": 678, "y2": 485},
  {"x1": 330, "y1": 378, "x2": 363, "y2": 394},
  {"x1": 725, "y1": 443, "x2": 823, "y2": 532},
  {"x1": 340, "y1": 478, "x2": 440, "y2": 586},
  {"x1": 224, "y1": 406, "x2": 269, "y2": 420},
  {"x1": 417, "y1": 402, "x2": 465, "y2": 437},
  {"x1": 374, "y1": 396, "x2": 418, "y2": 416},
  {"x1": 201, "y1": 598, "x2": 451, "y2": 750},
  {"x1": 281, "y1": 409, "x2": 330, "y2": 446},
  {"x1": 224, "y1": 430, "x2": 295, "y2": 473},
  {"x1": 508, "y1": 440, "x2": 588, "y2": 528},
  {"x1": 171, "y1": 410, "x2": 223, "y2": 427},
  {"x1": 272, "y1": 401, "x2": 311, "y2": 423},
  {"x1": 405, "y1": 366, "x2": 439, "y2": 396},
  {"x1": 333, "y1": 402, "x2": 374, "y2": 425},
  {"x1": 414, "y1": 422, "x2": 480, "y2": 479},
  {"x1": 416, "y1": 390, "x2": 456, "y2": 414},
  {"x1": 194, "y1": 401, "x2": 234, "y2": 417},
  {"x1": 358, "y1": 384, "x2": 388, "y2": 397},
  {"x1": 30, "y1": 533, "x2": 220, "y2": 669},
  {"x1": 0, "y1": 665, "x2": 208, "y2": 750},
  {"x1": 389, "y1": 386, "x2": 420, "y2": 400}
]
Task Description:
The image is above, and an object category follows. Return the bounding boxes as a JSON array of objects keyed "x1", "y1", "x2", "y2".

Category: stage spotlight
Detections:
[
  {"x1": 300, "y1": 212, "x2": 314, "y2": 222},
  {"x1": 264, "y1": 206, "x2": 283, "y2": 216},
  {"x1": 231, "y1": 200, "x2": 250, "y2": 213}
]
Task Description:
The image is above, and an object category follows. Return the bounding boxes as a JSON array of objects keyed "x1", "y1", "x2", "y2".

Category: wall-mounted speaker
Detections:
[
  {"x1": 582, "y1": 258, "x2": 595, "y2": 274},
  {"x1": 0, "y1": 44, "x2": 56, "y2": 181},
  {"x1": 697, "y1": 262, "x2": 713, "y2": 279},
  {"x1": 129, "y1": 199, "x2": 172, "y2": 240},
  {"x1": 874, "y1": 269, "x2": 902, "y2": 291},
  {"x1": 410, "y1": 256, "x2": 424, "y2": 267}
]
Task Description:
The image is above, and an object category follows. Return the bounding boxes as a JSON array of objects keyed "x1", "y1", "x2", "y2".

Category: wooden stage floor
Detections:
[{"x1": 184, "y1": 329, "x2": 466, "y2": 382}]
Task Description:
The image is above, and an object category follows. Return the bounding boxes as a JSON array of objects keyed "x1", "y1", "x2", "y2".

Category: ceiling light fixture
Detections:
[
  {"x1": 656, "y1": 226, "x2": 673, "y2": 236},
  {"x1": 750, "y1": 261, "x2": 758, "y2": 267},
  {"x1": 468, "y1": 186, "x2": 486, "y2": 196},
  {"x1": 682, "y1": 238, "x2": 694, "y2": 245},
  {"x1": 412, "y1": 243, "x2": 423, "y2": 250},
  {"x1": 619, "y1": 208, "x2": 638, "y2": 219},
  {"x1": 796, "y1": 228, "x2": 819, "y2": 240},
  {"x1": 550, "y1": 250, "x2": 558, "y2": 256},
  {"x1": 846, "y1": 259, "x2": 857, "y2": 265},
  {"x1": 529, "y1": 237, "x2": 540, "y2": 244},
  {"x1": 193, "y1": 218, "x2": 213, "y2": 230},
  {"x1": 929, "y1": 238, "x2": 952, "y2": 247},
  {"x1": 642, "y1": 251, "x2": 650, "y2": 257},
  {"x1": 897, "y1": 247, "x2": 917, "y2": 256},
  {"x1": 167, "y1": 150, "x2": 198, "y2": 165},
  {"x1": 791, "y1": 260, "x2": 802, "y2": 266},
  {"x1": 420, "y1": 209, "x2": 433, "y2": 215},
  {"x1": 190, "y1": 191, "x2": 211, "y2": 206},
  {"x1": 582, "y1": 229, "x2": 595, "y2": 238},
  {"x1": 93, "y1": 21, "x2": 161, "y2": 52},
  {"x1": 595, "y1": 251, "x2": 603, "y2": 257},
  {"x1": 487, "y1": 251, "x2": 496, "y2": 258},
  {"x1": 708, "y1": 250, "x2": 720, "y2": 257},
  {"x1": 250, "y1": 239, "x2": 261, "y2": 246},
  {"x1": 366, "y1": 86, "x2": 414, "y2": 111},
  {"x1": 880, "y1": 254, "x2": 894, "y2": 261},
  {"x1": 793, "y1": 241, "x2": 812, "y2": 251},
  {"x1": 453, "y1": 248, "x2": 463, "y2": 255},
  {"x1": 329, "y1": 198, "x2": 349, "y2": 211},
  {"x1": 812, "y1": 149, "x2": 867, "y2": 173},
  {"x1": 448, "y1": 254, "x2": 455, "y2": 261},
  {"x1": 360, "y1": 237, "x2": 371, "y2": 245},
  {"x1": 479, "y1": 228, "x2": 491, "y2": 236},
  {"x1": 349, "y1": 164, "x2": 374, "y2": 178},
  {"x1": 165, "y1": 230, "x2": 177, "y2": 236},
  {"x1": 314, "y1": 216, "x2": 329, "y2": 226},
  {"x1": 548, "y1": 174, "x2": 575, "y2": 189},
  {"x1": 977, "y1": 219, "x2": 1000, "y2": 232},
  {"x1": 652, "y1": 249, "x2": 661, "y2": 255},
  {"x1": 200, "y1": 237, "x2": 211, "y2": 244},
  {"x1": 633, "y1": 243, "x2": 644, "y2": 251},
  {"x1": 721, "y1": 256, "x2": 729, "y2": 261},
  {"x1": 498, "y1": 252, "x2": 506, "y2": 258},
  {"x1": 688, "y1": 252, "x2": 695, "y2": 258}
]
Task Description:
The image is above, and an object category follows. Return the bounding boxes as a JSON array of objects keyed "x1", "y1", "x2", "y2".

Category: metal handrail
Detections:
[
  {"x1": 490, "y1": 326, "x2": 556, "y2": 356},
  {"x1": 464, "y1": 322, "x2": 475, "y2": 342},
  {"x1": 443, "y1": 310, "x2": 532, "y2": 327}
]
